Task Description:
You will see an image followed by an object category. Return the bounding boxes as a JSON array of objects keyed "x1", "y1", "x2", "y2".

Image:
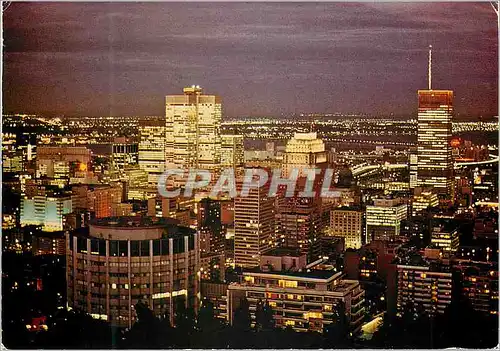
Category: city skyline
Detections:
[
  {"x1": 2, "y1": 2, "x2": 498, "y2": 349},
  {"x1": 3, "y1": 2, "x2": 498, "y2": 118}
]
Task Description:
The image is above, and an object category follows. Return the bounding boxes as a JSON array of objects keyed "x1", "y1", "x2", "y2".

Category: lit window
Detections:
[
  {"x1": 304, "y1": 311, "x2": 323, "y2": 320},
  {"x1": 279, "y1": 280, "x2": 298, "y2": 288}
]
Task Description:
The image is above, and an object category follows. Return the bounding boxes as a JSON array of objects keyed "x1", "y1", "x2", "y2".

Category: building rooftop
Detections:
[
  {"x1": 262, "y1": 247, "x2": 303, "y2": 257},
  {"x1": 79, "y1": 216, "x2": 196, "y2": 240},
  {"x1": 91, "y1": 216, "x2": 179, "y2": 228},
  {"x1": 243, "y1": 267, "x2": 342, "y2": 281}
]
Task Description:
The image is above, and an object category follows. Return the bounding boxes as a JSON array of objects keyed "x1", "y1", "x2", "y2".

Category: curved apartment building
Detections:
[{"x1": 66, "y1": 216, "x2": 200, "y2": 328}]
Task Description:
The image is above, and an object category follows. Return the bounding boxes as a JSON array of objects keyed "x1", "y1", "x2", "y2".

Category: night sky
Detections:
[{"x1": 3, "y1": 2, "x2": 498, "y2": 118}]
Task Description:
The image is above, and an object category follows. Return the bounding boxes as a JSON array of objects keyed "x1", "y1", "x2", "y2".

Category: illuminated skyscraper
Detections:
[
  {"x1": 198, "y1": 198, "x2": 225, "y2": 280},
  {"x1": 416, "y1": 47, "x2": 454, "y2": 197},
  {"x1": 234, "y1": 173, "x2": 275, "y2": 268},
  {"x1": 165, "y1": 86, "x2": 221, "y2": 173},
  {"x1": 417, "y1": 90, "x2": 454, "y2": 197},
  {"x1": 138, "y1": 117, "x2": 166, "y2": 184},
  {"x1": 282, "y1": 132, "x2": 327, "y2": 177},
  {"x1": 221, "y1": 134, "x2": 244, "y2": 174}
]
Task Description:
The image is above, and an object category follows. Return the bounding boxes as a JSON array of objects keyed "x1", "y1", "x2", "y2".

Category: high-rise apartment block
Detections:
[
  {"x1": 72, "y1": 184, "x2": 123, "y2": 219},
  {"x1": 227, "y1": 270, "x2": 365, "y2": 334},
  {"x1": 66, "y1": 217, "x2": 200, "y2": 328},
  {"x1": 279, "y1": 196, "x2": 323, "y2": 259},
  {"x1": 453, "y1": 259, "x2": 498, "y2": 316},
  {"x1": 198, "y1": 198, "x2": 225, "y2": 281},
  {"x1": 396, "y1": 261, "x2": 452, "y2": 316}
]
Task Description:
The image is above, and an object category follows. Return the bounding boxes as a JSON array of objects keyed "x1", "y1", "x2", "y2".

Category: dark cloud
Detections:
[{"x1": 3, "y1": 2, "x2": 497, "y2": 118}]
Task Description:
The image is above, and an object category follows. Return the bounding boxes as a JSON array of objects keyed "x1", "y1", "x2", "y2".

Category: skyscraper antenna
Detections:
[{"x1": 428, "y1": 45, "x2": 432, "y2": 90}]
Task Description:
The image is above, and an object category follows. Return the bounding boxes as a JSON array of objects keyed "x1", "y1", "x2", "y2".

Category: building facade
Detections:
[
  {"x1": 20, "y1": 195, "x2": 72, "y2": 232},
  {"x1": 416, "y1": 90, "x2": 454, "y2": 197},
  {"x1": 396, "y1": 263, "x2": 452, "y2": 316},
  {"x1": 138, "y1": 117, "x2": 167, "y2": 184},
  {"x1": 66, "y1": 217, "x2": 200, "y2": 328},
  {"x1": 430, "y1": 226, "x2": 459, "y2": 253},
  {"x1": 329, "y1": 207, "x2": 364, "y2": 249},
  {"x1": 221, "y1": 134, "x2": 244, "y2": 174},
  {"x1": 234, "y1": 175, "x2": 275, "y2": 268},
  {"x1": 412, "y1": 187, "x2": 439, "y2": 217},
  {"x1": 366, "y1": 198, "x2": 407, "y2": 242},
  {"x1": 165, "y1": 86, "x2": 222, "y2": 175},
  {"x1": 112, "y1": 142, "x2": 138, "y2": 172},
  {"x1": 282, "y1": 132, "x2": 328, "y2": 178},
  {"x1": 227, "y1": 270, "x2": 365, "y2": 334},
  {"x1": 198, "y1": 198, "x2": 225, "y2": 281}
]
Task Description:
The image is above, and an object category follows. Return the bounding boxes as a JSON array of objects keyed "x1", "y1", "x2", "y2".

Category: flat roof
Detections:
[
  {"x1": 262, "y1": 247, "x2": 303, "y2": 257},
  {"x1": 243, "y1": 268, "x2": 342, "y2": 282},
  {"x1": 90, "y1": 216, "x2": 179, "y2": 228}
]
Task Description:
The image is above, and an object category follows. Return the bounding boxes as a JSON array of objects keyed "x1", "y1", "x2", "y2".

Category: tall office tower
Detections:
[
  {"x1": 165, "y1": 86, "x2": 222, "y2": 174},
  {"x1": 279, "y1": 196, "x2": 323, "y2": 260},
  {"x1": 365, "y1": 198, "x2": 407, "y2": 242},
  {"x1": 198, "y1": 198, "x2": 225, "y2": 281},
  {"x1": 409, "y1": 147, "x2": 418, "y2": 190},
  {"x1": 221, "y1": 134, "x2": 244, "y2": 174},
  {"x1": 138, "y1": 117, "x2": 166, "y2": 184},
  {"x1": 282, "y1": 132, "x2": 328, "y2": 177},
  {"x1": 417, "y1": 46, "x2": 454, "y2": 198},
  {"x1": 234, "y1": 173, "x2": 275, "y2": 269},
  {"x1": 198, "y1": 198, "x2": 224, "y2": 257}
]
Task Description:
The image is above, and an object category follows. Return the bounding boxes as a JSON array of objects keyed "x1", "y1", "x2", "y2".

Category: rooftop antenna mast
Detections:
[{"x1": 428, "y1": 45, "x2": 432, "y2": 90}]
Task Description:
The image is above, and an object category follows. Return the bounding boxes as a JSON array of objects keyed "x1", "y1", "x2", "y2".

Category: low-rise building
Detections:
[
  {"x1": 366, "y1": 198, "x2": 407, "y2": 242},
  {"x1": 430, "y1": 225, "x2": 459, "y2": 253}
]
